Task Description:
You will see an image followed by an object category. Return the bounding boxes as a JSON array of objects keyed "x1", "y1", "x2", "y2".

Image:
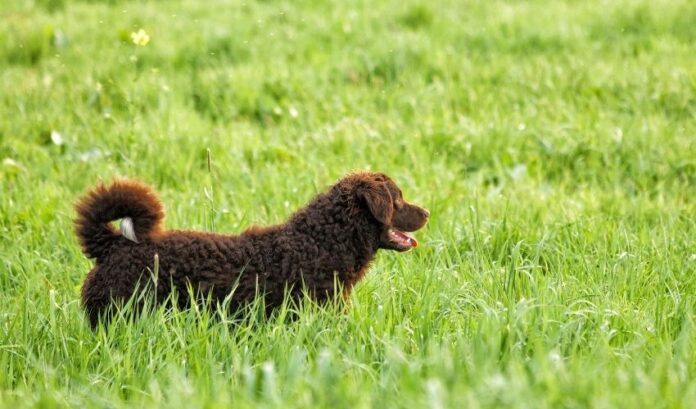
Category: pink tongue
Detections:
[{"x1": 395, "y1": 231, "x2": 417, "y2": 247}]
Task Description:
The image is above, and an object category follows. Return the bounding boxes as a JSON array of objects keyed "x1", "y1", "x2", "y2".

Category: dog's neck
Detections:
[{"x1": 285, "y1": 191, "x2": 380, "y2": 274}]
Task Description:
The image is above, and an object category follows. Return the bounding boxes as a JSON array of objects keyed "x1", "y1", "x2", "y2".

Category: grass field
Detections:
[{"x1": 1, "y1": 0, "x2": 696, "y2": 407}]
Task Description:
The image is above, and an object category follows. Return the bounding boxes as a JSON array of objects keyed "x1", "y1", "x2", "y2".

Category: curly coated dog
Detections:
[{"x1": 75, "y1": 171, "x2": 429, "y2": 327}]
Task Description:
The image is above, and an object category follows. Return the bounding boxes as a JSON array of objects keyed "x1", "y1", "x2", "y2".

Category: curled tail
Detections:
[{"x1": 74, "y1": 179, "x2": 164, "y2": 260}]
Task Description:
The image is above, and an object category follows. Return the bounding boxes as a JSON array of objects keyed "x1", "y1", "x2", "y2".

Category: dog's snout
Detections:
[{"x1": 422, "y1": 208, "x2": 430, "y2": 218}]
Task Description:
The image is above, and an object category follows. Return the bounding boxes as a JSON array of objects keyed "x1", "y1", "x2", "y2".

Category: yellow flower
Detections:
[{"x1": 131, "y1": 29, "x2": 150, "y2": 46}]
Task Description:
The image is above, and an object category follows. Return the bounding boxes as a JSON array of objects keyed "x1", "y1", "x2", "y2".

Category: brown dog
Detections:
[{"x1": 74, "y1": 171, "x2": 429, "y2": 327}]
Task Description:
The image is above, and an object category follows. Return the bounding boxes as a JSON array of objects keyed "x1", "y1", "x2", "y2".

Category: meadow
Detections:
[{"x1": 1, "y1": 0, "x2": 695, "y2": 407}]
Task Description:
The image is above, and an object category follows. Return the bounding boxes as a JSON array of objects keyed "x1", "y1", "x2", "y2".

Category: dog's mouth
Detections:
[{"x1": 383, "y1": 228, "x2": 418, "y2": 251}]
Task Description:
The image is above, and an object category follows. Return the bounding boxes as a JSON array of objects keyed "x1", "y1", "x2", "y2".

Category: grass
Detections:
[{"x1": 1, "y1": 0, "x2": 695, "y2": 407}]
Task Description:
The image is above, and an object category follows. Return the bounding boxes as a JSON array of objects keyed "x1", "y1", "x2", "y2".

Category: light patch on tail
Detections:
[{"x1": 120, "y1": 217, "x2": 139, "y2": 243}]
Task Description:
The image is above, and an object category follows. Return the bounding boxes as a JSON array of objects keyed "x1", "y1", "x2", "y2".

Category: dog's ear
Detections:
[{"x1": 358, "y1": 182, "x2": 393, "y2": 224}]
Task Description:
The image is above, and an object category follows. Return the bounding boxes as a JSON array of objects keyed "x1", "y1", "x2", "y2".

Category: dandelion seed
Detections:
[
  {"x1": 50, "y1": 130, "x2": 64, "y2": 146},
  {"x1": 3, "y1": 158, "x2": 20, "y2": 168},
  {"x1": 131, "y1": 29, "x2": 150, "y2": 46},
  {"x1": 548, "y1": 350, "x2": 562, "y2": 364},
  {"x1": 288, "y1": 106, "x2": 299, "y2": 118},
  {"x1": 52, "y1": 30, "x2": 68, "y2": 48},
  {"x1": 510, "y1": 164, "x2": 527, "y2": 180}
]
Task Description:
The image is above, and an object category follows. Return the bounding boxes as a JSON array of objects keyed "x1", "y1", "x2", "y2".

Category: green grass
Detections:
[{"x1": 1, "y1": 0, "x2": 695, "y2": 407}]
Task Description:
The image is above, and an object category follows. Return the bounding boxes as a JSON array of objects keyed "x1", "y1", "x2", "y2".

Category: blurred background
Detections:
[{"x1": 1, "y1": 0, "x2": 695, "y2": 407}]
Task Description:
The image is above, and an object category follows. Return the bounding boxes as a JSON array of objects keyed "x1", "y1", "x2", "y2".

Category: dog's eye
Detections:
[{"x1": 394, "y1": 198, "x2": 404, "y2": 209}]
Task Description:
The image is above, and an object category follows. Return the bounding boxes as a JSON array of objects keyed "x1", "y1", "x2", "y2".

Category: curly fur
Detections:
[{"x1": 75, "y1": 171, "x2": 429, "y2": 327}]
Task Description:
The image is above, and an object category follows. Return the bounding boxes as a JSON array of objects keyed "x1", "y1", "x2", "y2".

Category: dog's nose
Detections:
[{"x1": 422, "y1": 208, "x2": 430, "y2": 218}]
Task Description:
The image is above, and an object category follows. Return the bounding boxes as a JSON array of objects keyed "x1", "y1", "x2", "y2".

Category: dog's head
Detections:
[{"x1": 341, "y1": 172, "x2": 429, "y2": 252}]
